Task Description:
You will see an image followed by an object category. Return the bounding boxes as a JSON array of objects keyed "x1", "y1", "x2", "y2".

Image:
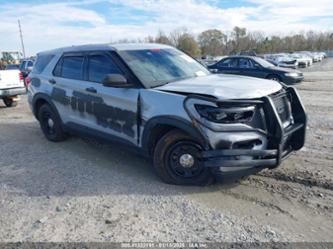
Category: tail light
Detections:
[
  {"x1": 25, "y1": 76, "x2": 32, "y2": 87},
  {"x1": 19, "y1": 72, "x2": 23, "y2": 81}
]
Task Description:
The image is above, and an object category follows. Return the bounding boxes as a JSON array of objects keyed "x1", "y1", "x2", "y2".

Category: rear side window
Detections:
[
  {"x1": 33, "y1": 55, "x2": 54, "y2": 74},
  {"x1": 88, "y1": 54, "x2": 121, "y2": 83},
  {"x1": 60, "y1": 56, "x2": 84, "y2": 80}
]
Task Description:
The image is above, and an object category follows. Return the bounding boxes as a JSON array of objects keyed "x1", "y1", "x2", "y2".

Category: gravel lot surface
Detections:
[{"x1": 0, "y1": 59, "x2": 332, "y2": 243}]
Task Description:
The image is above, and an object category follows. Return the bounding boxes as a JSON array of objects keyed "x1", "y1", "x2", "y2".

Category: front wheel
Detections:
[
  {"x1": 3, "y1": 97, "x2": 18, "y2": 107},
  {"x1": 153, "y1": 130, "x2": 214, "y2": 185}
]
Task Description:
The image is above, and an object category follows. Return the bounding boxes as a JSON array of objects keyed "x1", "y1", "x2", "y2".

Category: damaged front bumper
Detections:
[{"x1": 185, "y1": 87, "x2": 307, "y2": 177}]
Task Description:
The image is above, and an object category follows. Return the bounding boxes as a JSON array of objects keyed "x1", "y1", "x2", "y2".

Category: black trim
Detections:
[
  {"x1": 141, "y1": 116, "x2": 209, "y2": 154},
  {"x1": 52, "y1": 50, "x2": 144, "y2": 89},
  {"x1": 184, "y1": 87, "x2": 306, "y2": 171},
  {"x1": 32, "y1": 93, "x2": 63, "y2": 123}
]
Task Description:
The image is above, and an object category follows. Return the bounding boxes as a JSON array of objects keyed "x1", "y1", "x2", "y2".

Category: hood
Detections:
[{"x1": 155, "y1": 74, "x2": 282, "y2": 99}]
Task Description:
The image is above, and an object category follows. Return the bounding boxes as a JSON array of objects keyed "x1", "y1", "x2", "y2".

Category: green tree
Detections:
[
  {"x1": 198, "y1": 29, "x2": 226, "y2": 56},
  {"x1": 177, "y1": 33, "x2": 201, "y2": 58}
]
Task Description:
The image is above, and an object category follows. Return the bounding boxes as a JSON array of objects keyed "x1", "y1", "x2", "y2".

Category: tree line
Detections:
[{"x1": 115, "y1": 27, "x2": 333, "y2": 58}]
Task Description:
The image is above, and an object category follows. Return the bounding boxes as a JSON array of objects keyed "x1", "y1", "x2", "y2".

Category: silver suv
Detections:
[{"x1": 27, "y1": 43, "x2": 307, "y2": 185}]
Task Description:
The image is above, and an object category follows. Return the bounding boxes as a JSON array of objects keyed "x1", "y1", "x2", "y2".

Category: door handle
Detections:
[
  {"x1": 86, "y1": 87, "x2": 97, "y2": 93},
  {"x1": 48, "y1": 79, "x2": 56, "y2": 84}
]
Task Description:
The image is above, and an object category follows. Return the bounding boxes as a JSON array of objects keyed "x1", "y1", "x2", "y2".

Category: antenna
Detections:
[{"x1": 18, "y1": 20, "x2": 26, "y2": 58}]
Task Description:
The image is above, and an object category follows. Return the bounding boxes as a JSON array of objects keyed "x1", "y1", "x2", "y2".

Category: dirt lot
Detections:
[{"x1": 0, "y1": 59, "x2": 332, "y2": 243}]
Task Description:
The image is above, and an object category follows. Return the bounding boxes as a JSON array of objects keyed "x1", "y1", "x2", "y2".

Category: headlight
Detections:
[
  {"x1": 195, "y1": 105, "x2": 255, "y2": 124},
  {"x1": 285, "y1": 72, "x2": 299, "y2": 77}
]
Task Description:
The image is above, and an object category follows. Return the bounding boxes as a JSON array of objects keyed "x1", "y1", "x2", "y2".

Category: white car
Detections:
[
  {"x1": 299, "y1": 51, "x2": 322, "y2": 62},
  {"x1": 290, "y1": 53, "x2": 313, "y2": 67},
  {"x1": 265, "y1": 54, "x2": 298, "y2": 69},
  {"x1": 0, "y1": 68, "x2": 26, "y2": 107}
]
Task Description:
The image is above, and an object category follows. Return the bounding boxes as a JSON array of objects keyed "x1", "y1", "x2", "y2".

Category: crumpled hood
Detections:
[{"x1": 155, "y1": 74, "x2": 282, "y2": 99}]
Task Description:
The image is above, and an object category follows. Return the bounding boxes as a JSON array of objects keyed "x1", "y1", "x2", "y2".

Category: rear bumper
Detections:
[
  {"x1": 0, "y1": 87, "x2": 26, "y2": 97},
  {"x1": 189, "y1": 87, "x2": 307, "y2": 177}
]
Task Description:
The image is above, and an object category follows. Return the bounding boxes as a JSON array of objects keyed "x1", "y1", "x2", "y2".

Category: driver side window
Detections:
[{"x1": 88, "y1": 54, "x2": 121, "y2": 83}]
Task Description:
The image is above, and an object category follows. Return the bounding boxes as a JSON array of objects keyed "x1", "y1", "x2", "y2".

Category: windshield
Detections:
[
  {"x1": 118, "y1": 48, "x2": 210, "y2": 88},
  {"x1": 254, "y1": 57, "x2": 275, "y2": 68}
]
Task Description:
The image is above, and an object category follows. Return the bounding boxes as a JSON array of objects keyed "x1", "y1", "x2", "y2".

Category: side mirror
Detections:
[{"x1": 102, "y1": 74, "x2": 132, "y2": 88}]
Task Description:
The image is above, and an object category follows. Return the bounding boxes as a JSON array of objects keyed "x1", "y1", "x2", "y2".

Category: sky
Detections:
[{"x1": 0, "y1": 0, "x2": 333, "y2": 56}]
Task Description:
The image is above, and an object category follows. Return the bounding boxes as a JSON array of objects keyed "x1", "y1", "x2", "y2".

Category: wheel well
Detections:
[
  {"x1": 34, "y1": 98, "x2": 48, "y2": 119},
  {"x1": 266, "y1": 74, "x2": 281, "y2": 81},
  {"x1": 146, "y1": 125, "x2": 187, "y2": 156}
]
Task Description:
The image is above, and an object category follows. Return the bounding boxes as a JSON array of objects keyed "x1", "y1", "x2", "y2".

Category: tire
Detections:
[
  {"x1": 38, "y1": 104, "x2": 66, "y2": 142},
  {"x1": 3, "y1": 97, "x2": 18, "y2": 107},
  {"x1": 267, "y1": 74, "x2": 281, "y2": 82},
  {"x1": 153, "y1": 129, "x2": 214, "y2": 186}
]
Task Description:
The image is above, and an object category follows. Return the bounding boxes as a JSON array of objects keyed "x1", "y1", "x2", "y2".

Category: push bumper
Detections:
[
  {"x1": 0, "y1": 87, "x2": 26, "y2": 97},
  {"x1": 188, "y1": 87, "x2": 307, "y2": 176}
]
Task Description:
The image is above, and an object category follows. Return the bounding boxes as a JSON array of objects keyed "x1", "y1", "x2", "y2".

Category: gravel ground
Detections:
[{"x1": 0, "y1": 59, "x2": 332, "y2": 243}]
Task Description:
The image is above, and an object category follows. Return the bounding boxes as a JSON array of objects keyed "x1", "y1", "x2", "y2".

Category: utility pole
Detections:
[{"x1": 18, "y1": 20, "x2": 26, "y2": 58}]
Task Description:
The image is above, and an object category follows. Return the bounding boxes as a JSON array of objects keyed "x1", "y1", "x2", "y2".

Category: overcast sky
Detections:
[{"x1": 1, "y1": 0, "x2": 333, "y2": 56}]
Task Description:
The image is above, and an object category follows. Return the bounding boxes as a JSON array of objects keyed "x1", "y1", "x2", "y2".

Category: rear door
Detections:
[{"x1": 51, "y1": 53, "x2": 88, "y2": 126}]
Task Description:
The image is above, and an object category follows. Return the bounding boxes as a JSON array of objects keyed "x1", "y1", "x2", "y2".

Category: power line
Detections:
[{"x1": 18, "y1": 20, "x2": 26, "y2": 58}]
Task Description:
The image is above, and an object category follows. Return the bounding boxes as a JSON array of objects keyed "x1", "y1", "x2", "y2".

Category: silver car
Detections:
[{"x1": 27, "y1": 43, "x2": 307, "y2": 185}]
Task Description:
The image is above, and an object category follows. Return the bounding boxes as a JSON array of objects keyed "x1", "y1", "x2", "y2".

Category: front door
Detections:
[{"x1": 79, "y1": 52, "x2": 139, "y2": 145}]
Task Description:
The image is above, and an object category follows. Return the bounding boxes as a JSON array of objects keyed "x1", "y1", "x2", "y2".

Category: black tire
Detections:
[
  {"x1": 153, "y1": 129, "x2": 214, "y2": 186},
  {"x1": 3, "y1": 97, "x2": 18, "y2": 107},
  {"x1": 267, "y1": 74, "x2": 281, "y2": 82},
  {"x1": 38, "y1": 104, "x2": 66, "y2": 142}
]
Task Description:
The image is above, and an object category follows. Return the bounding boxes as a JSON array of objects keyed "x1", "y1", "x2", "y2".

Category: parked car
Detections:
[
  {"x1": 27, "y1": 44, "x2": 306, "y2": 185},
  {"x1": 5, "y1": 64, "x2": 20, "y2": 70},
  {"x1": 208, "y1": 56, "x2": 304, "y2": 85},
  {"x1": 319, "y1": 52, "x2": 327, "y2": 58},
  {"x1": 19, "y1": 59, "x2": 34, "y2": 78},
  {"x1": 264, "y1": 54, "x2": 298, "y2": 69},
  {"x1": 299, "y1": 51, "x2": 322, "y2": 62},
  {"x1": 290, "y1": 53, "x2": 313, "y2": 67},
  {"x1": 0, "y1": 68, "x2": 26, "y2": 107}
]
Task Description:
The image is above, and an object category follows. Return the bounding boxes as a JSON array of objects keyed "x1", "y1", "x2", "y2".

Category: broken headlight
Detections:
[{"x1": 195, "y1": 104, "x2": 255, "y2": 124}]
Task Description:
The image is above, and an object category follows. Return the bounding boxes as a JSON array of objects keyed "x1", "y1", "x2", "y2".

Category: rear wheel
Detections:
[
  {"x1": 153, "y1": 130, "x2": 214, "y2": 185},
  {"x1": 3, "y1": 97, "x2": 18, "y2": 107},
  {"x1": 38, "y1": 104, "x2": 66, "y2": 142}
]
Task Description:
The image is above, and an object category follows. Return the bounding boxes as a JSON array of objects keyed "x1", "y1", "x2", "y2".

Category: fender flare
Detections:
[
  {"x1": 141, "y1": 115, "x2": 209, "y2": 154},
  {"x1": 32, "y1": 93, "x2": 63, "y2": 123}
]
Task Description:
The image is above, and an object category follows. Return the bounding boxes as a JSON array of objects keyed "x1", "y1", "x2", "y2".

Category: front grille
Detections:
[{"x1": 270, "y1": 90, "x2": 292, "y2": 127}]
